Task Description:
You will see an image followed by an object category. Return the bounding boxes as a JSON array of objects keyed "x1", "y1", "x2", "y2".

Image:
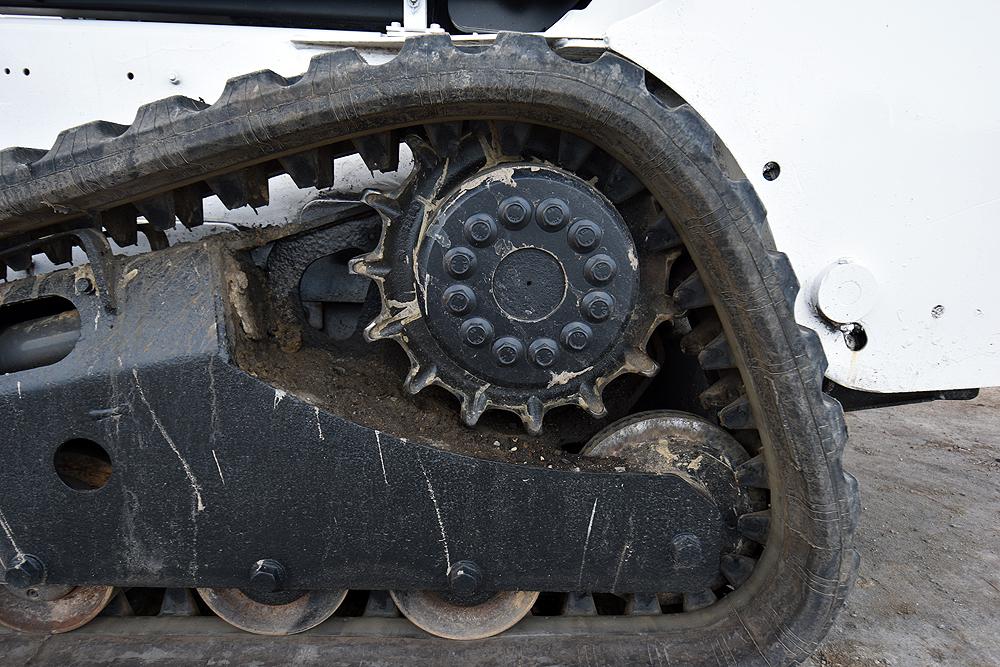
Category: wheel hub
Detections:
[{"x1": 420, "y1": 164, "x2": 639, "y2": 388}]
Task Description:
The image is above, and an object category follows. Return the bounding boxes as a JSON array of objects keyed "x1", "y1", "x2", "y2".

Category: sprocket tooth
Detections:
[
  {"x1": 523, "y1": 396, "x2": 544, "y2": 435},
  {"x1": 624, "y1": 348, "x2": 659, "y2": 377},
  {"x1": 404, "y1": 364, "x2": 438, "y2": 395},
  {"x1": 460, "y1": 391, "x2": 489, "y2": 428},
  {"x1": 404, "y1": 134, "x2": 439, "y2": 169},
  {"x1": 206, "y1": 165, "x2": 269, "y2": 210},
  {"x1": 599, "y1": 162, "x2": 645, "y2": 204},
  {"x1": 364, "y1": 316, "x2": 404, "y2": 342},
  {"x1": 493, "y1": 121, "x2": 532, "y2": 157},
  {"x1": 646, "y1": 214, "x2": 683, "y2": 252},
  {"x1": 699, "y1": 373, "x2": 743, "y2": 411},
  {"x1": 350, "y1": 257, "x2": 390, "y2": 279},
  {"x1": 698, "y1": 332, "x2": 736, "y2": 370},
  {"x1": 361, "y1": 190, "x2": 403, "y2": 221},
  {"x1": 720, "y1": 553, "x2": 757, "y2": 588},
  {"x1": 134, "y1": 194, "x2": 176, "y2": 231},
  {"x1": 423, "y1": 122, "x2": 464, "y2": 157},
  {"x1": 278, "y1": 147, "x2": 335, "y2": 190},
  {"x1": 737, "y1": 510, "x2": 771, "y2": 544},
  {"x1": 40, "y1": 237, "x2": 75, "y2": 265},
  {"x1": 719, "y1": 395, "x2": 755, "y2": 430},
  {"x1": 578, "y1": 382, "x2": 607, "y2": 418},
  {"x1": 102, "y1": 206, "x2": 138, "y2": 247},
  {"x1": 678, "y1": 315, "x2": 721, "y2": 355},
  {"x1": 682, "y1": 588, "x2": 717, "y2": 612},
  {"x1": 353, "y1": 132, "x2": 399, "y2": 173},
  {"x1": 557, "y1": 131, "x2": 595, "y2": 172},
  {"x1": 673, "y1": 272, "x2": 712, "y2": 310},
  {"x1": 173, "y1": 185, "x2": 205, "y2": 229},
  {"x1": 735, "y1": 455, "x2": 769, "y2": 489}
]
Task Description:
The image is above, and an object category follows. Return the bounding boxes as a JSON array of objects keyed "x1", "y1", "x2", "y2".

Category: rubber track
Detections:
[{"x1": 0, "y1": 33, "x2": 859, "y2": 665}]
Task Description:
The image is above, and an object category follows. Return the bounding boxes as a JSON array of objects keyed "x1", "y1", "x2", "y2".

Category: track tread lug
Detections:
[
  {"x1": 423, "y1": 122, "x2": 464, "y2": 157},
  {"x1": 279, "y1": 147, "x2": 335, "y2": 190},
  {"x1": 679, "y1": 315, "x2": 721, "y2": 356},
  {"x1": 682, "y1": 589, "x2": 717, "y2": 613},
  {"x1": 673, "y1": 272, "x2": 711, "y2": 311},
  {"x1": 557, "y1": 131, "x2": 595, "y2": 172},
  {"x1": 135, "y1": 194, "x2": 177, "y2": 231},
  {"x1": 699, "y1": 373, "x2": 744, "y2": 410},
  {"x1": 625, "y1": 593, "x2": 661, "y2": 616},
  {"x1": 207, "y1": 165, "x2": 269, "y2": 210},
  {"x1": 103, "y1": 206, "x2": 138, "y2": 247},
  {"x1": 645, "y1": 214, "x2": 683, "y2": 252},
  {"x1": 737, "y1": 509, "x2": 771, "y2": 544},
  {"x1": 720, "y1": 553, "x2": 756, "y2": 588},
  {"x1": 173, "y1": 185, "x2": 205, "y2": 229},
  {"x1": 698, "y1": 332, "x2": 736, "y2": 370},
  {"x1": 353, "y1": 132, "x2": 400, "y2": 173},
  {"x1": 561, "y1": 592, "x2": 598, "y2": 617},
  {"x1": 735, "y1": 455, "x2": 769, "y2": 489},
  {"x1": 719, "y1": 395, "x2": 755, "y2": 430},
  {"x1": 159, "y1": 588, "x2": 200, "y2": 617}
]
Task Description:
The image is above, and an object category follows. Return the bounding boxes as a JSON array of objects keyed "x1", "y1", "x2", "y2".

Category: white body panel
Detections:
[{"x1": 1, "y1": 3, "x2": 997, "y2": 393}]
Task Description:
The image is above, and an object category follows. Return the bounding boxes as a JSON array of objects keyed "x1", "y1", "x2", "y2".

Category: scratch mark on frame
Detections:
[{"x1": 577, "y1": 498, "x2": 599, "y2": 589}]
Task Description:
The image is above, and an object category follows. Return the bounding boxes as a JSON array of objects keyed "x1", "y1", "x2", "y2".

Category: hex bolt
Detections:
[
  {"x1": 492, "y1": 336, "x2": 524, "y2": 366},
  {"x1": 568, "y1": 219, "x2": 602, "y2": 252},
  {"x1": 74, "y1": 276, "x2": 95, "y2": 295},
  {"x1": 461, "y1": 318, "x2": 494, "y2": 347},
  {"x1": 442, "y1": 284, "x2": 476, "y2": 315},
  {"x1": 248, "y1": 559, "x2": 286, "y2": 594},
  {"x1": 528, "y1": 338, "x2": 559, "y2": 368},
  {"x1": 584, "y1": 254, "x2": 617, "y2": 285},
  {"x1": 498, "y1": 196, "x2": 531, "y2": 229},
  {"x1": 582, "y1": 291, "x2": 614, "y2": 322},
  {"x1": 671, "y1": 533, "x2": 703, "y2": 569},
  {"x1": 443, "y1": 247, "x2": 477, "y2": 279},
  {"x1": 464, "y1": 213, "x2": 497, "y2": 247},
  {"x1": 4, "y1": 554, "x2": 45, "y2": 590},
  {"x1": 448, "y1": 560, "x2": 483, "y2": 597},
  {"x1": 560, "y1": 322, "x2": 593, "y2": 351},
  {"x1": 536, "y1": 198, "x2": 570, "y2": 231}
]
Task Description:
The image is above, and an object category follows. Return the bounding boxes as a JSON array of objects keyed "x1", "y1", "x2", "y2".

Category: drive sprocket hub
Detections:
[{"x1": 353, "y1": 130, "x2": 665, "y2": 433}]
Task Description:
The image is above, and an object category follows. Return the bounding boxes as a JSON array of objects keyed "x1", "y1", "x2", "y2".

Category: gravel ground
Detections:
[{"x1": 809, "y1": 389, "x2": 1000, "y2": 666}]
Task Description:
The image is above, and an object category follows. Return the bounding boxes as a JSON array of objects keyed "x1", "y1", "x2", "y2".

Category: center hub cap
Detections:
[{"x1": 418, "y1": 164, "x2": 638, "y2": 388}]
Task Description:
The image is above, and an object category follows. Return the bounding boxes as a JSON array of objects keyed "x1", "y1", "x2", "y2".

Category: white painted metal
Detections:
[{"x1": 0, "y1": 4, "x2": 997, "y2": 393}]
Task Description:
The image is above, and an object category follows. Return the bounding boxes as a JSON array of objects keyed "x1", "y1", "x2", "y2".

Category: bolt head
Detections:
[
  {"x1": 448, "y1": 560, "x2": 483, "y2": 596},
  {"x1": 568, "y1": 220, "x2": 602, "y2": 252},
  {"x1": 560, "y1": 322, "x2": 593, "y2": 352},
  {"x1": 492, "y1": 337, "x2": 524, "y2": 366},
  {"x1": 75, "y1": 277, "x2": 95, "y2": 295},
  {"x1": 443, "y1": 247, "x2": 477, "y2": 279},
  {"x1": 461, "y1": 318, "x2": 493, "y2": 347},
  {"x1": 249, "y1": 559, "x2": 286, "y2": 594},
  {"x1": 442, "y1": 285, "x2": 476, "y2": 315},
  {"x1": 464, "y1": 213, "x2": 497, "y2": 247},
  {"x1": 584, "y1": 254, "x2": 617, "y2": 285},
  {"x1": 528, "y1": 338, "x2": 559, "y2": 368},
  {"x1": 582, "y1": 291, "x2": 614, "y2": 322},
  {"x1": 536, "y1": 198, "x2": 570, "y2": 231},
  {"x1": 498, "y1": 196, "x2": 531, "y2": 229},
  {"x1": 4, "y1": 554, "x2": 45, "y2": 590}
]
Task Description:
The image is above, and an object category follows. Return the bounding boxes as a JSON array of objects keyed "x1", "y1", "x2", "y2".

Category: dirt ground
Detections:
[{"x1": 808, "y1": 388, "x2": 1000, "y2": 666}]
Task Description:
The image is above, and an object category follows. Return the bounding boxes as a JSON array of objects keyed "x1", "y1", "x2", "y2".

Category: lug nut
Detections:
[
  {"x1": 560, "y1": 322, "x2": 593, "y2": 351},
  {"x1": 442, "y1": 284, "x2": 476, "y2": 315},
  {"x1": 4, "y1": 554, "x2": 45, "y2": 590},
  {"x1": 443, "y1": 247, "x2": 477, "y2": 279},
  {"x1": 536, "y1": 198, "x2": 570, "y2": 231},
  {"x1": 498, "y1": 196, "x2": 531, "y2": 229},
  {"x1": 464, "y1": 213, "x2": 497, "y2": 247},
  {"x1": 582, "y1": 291, "x2": 614, "y2": 322},
  {"x1": 492, "y1": 337, "x2": 524, "y2": 366},
  {"x1": 584, "y1": 254, "x2": 617, "y2": 285},
  {"x1": 448, "y1": 560, "x2": 483, "y2": 596},
  {"x1": 461, "y1": 318, "x2": 494, "y2": 347},
  {"x1": 248, "y1": 559, "x2": 286, "y2": 594},
  {"x1": 528, "y1": 338, "x2": 559, "y2": 367},
  {"x1": 568, "y1": 220, "x2": 602, "y2": 252}
]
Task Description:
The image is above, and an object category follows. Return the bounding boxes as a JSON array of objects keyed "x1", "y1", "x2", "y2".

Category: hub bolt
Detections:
[
  {"x1": 498, "y1": 196, "x2": 531, "y2": 229},
  {"x1": 464, "y1": 213, "x2": 497, "y2": 247},
  {"x1": 582, "y1": 291, "x2": 614, "y2": 322},
  {"x1": 4, "y1": 554, "x2": 45, "y2": 590},
  {"x1": 74, "y1": 277, "x2": 95, "y2": 295},
  {"x1": 560, "y1": 322, "x2": 593, "y2": 351},
  {"x1": 443, "y1": 247, "x2": 477, "y2": 279},
  {"x1": 248, "y1": 559, "x2": 286, "y2": 594},
  {"x1": 536, "y1": 198, "x2": 570, "y2": 231},
  {"x1": 528, "y1": 338, "x2": 559, "y2": 368},
  {"x1": 442, "y1": 284, "x2": 476, "y2": 315},
  {"x1": 461, "y1": 318, "x2": 494, "y2": 347},
  {"x1": 568, "y1": 220, "x2": 602, "y2": 252},
  {"x1": 448, "y1": 560, "x2": 483, "y2": 596},
  {"x1": 584, "y1": 254, "x2": 617, "y2": 285},
  {"x1": 492, "y1": 336, "x2": 524, "y2": 366}
]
